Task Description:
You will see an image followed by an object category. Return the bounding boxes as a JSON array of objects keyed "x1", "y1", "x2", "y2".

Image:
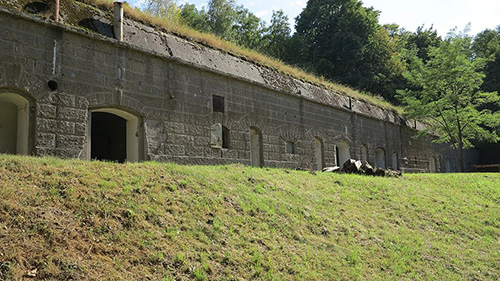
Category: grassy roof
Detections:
[
  {"x1": 0, "y1": 0, "x2": 401, "y2": 112},
  {"x1": 80, "y1": 0, "x2": 401, "y2": 112}
]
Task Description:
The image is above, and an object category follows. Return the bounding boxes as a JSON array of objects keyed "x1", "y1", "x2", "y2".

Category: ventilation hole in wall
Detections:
[
  {"x1": 213, "y1": 95, "x2": 225, "y2": 113},
  {"x1": 285, "y1": 141, "x2": 295, "y2": 154},
  {"x1": 48, "y1": 80, "x2": 58, "y2": 91}
]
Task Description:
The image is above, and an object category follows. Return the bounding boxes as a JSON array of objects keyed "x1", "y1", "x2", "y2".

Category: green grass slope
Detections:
[{"x1": 0, "y1": 155, "x2": 499, "y2": 280}]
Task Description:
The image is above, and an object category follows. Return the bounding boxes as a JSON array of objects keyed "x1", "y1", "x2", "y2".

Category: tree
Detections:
[
  {"x1": 232, "y1": 6, "x2": 266, "y2": 50},
  {"x1": 294, "y1": 0, "x2": 402, "y2": 101},
  {"x1": 295, "y1": 0, "x2": 379, "y2": 77},
  {"x1": 262, "y1": 10, "x2": 292, "y2": 59},
  {"x1": 180, "y1": 4, "x2": 209, "y2": 32},
  {"x1": 144, "y1": 0, "x2": 181, "y2": 23},
  {"x1": 473, "y1": 27, "x2": 500, "y2": 93},
  {"x1": 360, "y1": 25, "x2": 406, "y2": 102},
  {"x1": 206, "y1": 0, "x2": 237, "y2": 40},
  {"x1": 405, "y1": 25, "x2": 442, "y2": 63},
  {"x1": 398, "y1": 31, "x2": 500, "y2": 171}
]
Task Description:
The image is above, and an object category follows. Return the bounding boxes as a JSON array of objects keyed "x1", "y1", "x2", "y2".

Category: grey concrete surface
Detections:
[{"x1": 0, "y1": 6, "x2": 477, "y2": 171}]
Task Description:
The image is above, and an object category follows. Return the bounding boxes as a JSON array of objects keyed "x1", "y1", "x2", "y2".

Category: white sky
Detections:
[{"x1": 129, "y1": 0, "x2": 500, "y2": 36}]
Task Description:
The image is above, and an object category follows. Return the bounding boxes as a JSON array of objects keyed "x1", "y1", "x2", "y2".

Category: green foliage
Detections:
[
  {"x1": 143, "y1": 0, "x2": 181, "y2": 23},
  {"x1": 179, "y1": 0, "x2": 270, "y2": 52},
  {"x1": 261, "y1": 10, "x2": 292, "y2": 59},
  {"x1": 473, "y1": 27, "x2": 500, "y2": 95},
  {"x1": 293, "y1": 0, "x2": 404, "y2": 102},
  {"x1": 232, "y1": 6, "x2": 266, "y2": 50},
  {"x1": 295, "y1": 0, "x2": 379, "y2": 75},
  {"x1": 206, "y1": 0, "x2": 237, "y2": 40},
  {"x1": 398, "y1": 30, "x2": 500, "y2": 171},
  {"x1": 192, "y1": 268, "x2": 207, "y2": 281},
  {"x1": 180, "y1": 3, "x2": 209, "y2": 33},
  {"x1": 404, "y1": 25, "x2": 442, "y2": 63}
]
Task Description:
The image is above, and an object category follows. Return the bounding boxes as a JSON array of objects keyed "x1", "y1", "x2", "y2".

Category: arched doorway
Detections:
[
  {"x1": 429, "y1": 156, "x2": 437, "y2": 173},
  {"x1": 314, "y1": 137, "x2": 324, "y2": 170},
  {"x1": 0, "y1": 92, "x2": 30, "y2": 155},
  {"x1": 89, "y1": 108, "x2": 140, "y2": 162},
  {"x1": 392, "y1": 151, "x2": 398, "y2": 170},
  {"x1": 375, "y1": 148, "x2": 386, "y2": 168},
  {"x1": 250, "y1": 127, "x2": 263, "y2": 167},
  {"x1": 445, "y1": 160, "x2": 451, "y2": 173},
  {"x1": 335, "y1": 141, "x2": 350, "y2": 167},
  {"x1": 361, "y1": 144, "x2": 368, "y2": 162}
]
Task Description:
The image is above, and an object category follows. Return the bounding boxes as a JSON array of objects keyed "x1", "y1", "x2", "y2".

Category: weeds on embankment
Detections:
[{"x1": 0, "y1": 155, "x2": 498, "y2": 280}]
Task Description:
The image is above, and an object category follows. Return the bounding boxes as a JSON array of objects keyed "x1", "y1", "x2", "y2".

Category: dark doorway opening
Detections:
[{"x1": 91, "y1": 112, "x2": 126, "y2": 162}]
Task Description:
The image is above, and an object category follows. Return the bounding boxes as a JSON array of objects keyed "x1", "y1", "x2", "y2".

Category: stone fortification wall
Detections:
[{"x1": 0, "y1": 5, "x2": 476, "y2": 171}]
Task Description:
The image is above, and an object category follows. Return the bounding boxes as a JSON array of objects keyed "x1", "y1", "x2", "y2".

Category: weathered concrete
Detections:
[{"x1": 0, "y1": 4, "x2": 478, "y2": 171}]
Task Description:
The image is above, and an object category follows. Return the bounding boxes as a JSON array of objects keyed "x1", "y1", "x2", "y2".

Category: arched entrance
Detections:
[
  {"x1": 314, "y1": 137, "x2": 324, "y2": 170},
  {"x1": 361, "y1": 144, "x2": 368, "y2": 162},
  {"x1": 335, "y1": 141, "x2": 350, "y2": 167},
  {"x1": 445, "y1": 160, "x2": 451, "y2": 173},
  {"x1": 0, "y1": 92, "x2": 30, "y2": 155},
  {"x1": 250, "y1": 127, "x2": 263, "y2": 167},
  {"x1": 429, "y1": 156, "x2": 437, "y2": 173},
  {"x1": 375, "y1": 148, "x2": 386, "y2": 168},
  {"x1": 392, "y1": 151, "x2": 398, "y2": 170},
  {"x1": 89, "y1": 108, "x2": 140, "y2": 162}
]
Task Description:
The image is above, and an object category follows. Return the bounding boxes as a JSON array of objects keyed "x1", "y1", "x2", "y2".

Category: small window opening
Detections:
[
  {"x1": 213, "y1": 95, "x2": 225, "y2": 113},
  {"x1": 285, "y1": 141, "x2": 295, "y2": 154},
  {"x1": 222, "y1": 126, "x2": 230, "y2": 149}
]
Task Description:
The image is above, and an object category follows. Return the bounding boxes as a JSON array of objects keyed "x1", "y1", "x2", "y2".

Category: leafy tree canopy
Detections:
[
  {"x1": 473, "y1": 27, "x2": 500, "y2": 93},
  {"x1": 144, "y1": 0, "x2": 181, "y2": 23},
  {"x1": 398, "y1": 31, "x2": 500, "y2": 171},
  {"x1": 293, "y1": 0, "x2": 404, "y2": 102}
]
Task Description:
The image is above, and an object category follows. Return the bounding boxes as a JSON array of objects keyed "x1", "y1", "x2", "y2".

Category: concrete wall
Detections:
[{"x1": 0, "y1": 6, "x2": 477, "y2": 171}]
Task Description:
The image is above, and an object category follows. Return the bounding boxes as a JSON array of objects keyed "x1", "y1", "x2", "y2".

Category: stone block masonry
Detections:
[{"x1": 0, "y1": 5, "x2": 477, "y2": 171}]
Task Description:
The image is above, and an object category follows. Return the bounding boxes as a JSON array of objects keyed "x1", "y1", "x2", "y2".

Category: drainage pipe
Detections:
[
  {"x1": 54, "y1": 0, "x2": 59, "y2": 22},
  {"x1": 113, "y1": 2, "x2": 124, "y2": 42}
]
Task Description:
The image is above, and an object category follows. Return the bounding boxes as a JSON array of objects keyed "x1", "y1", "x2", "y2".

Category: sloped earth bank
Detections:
[{"x1": 0, "y1": 155, "x2": 499, "y2": 280}]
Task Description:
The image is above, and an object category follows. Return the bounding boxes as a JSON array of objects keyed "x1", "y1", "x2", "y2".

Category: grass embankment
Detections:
[{"x1": 0, "y1": 155, "x2": 499, "y2": 280}]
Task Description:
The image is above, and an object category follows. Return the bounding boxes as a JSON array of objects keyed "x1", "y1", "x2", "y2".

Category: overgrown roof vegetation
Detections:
[
  {"x1": 85, "y1": 0, "x2": 401, "y2": 110},
  {"x1": 0, "y1": 0, "x2": 400, "y2": 111},
  {"x1": 0, "y1": 155, "x2": 499, "y2": 280}
]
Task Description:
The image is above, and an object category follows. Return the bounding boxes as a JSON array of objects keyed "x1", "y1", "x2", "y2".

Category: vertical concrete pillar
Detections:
[{"x1": 113, "y1": 2, "x2": 124, "y2": 42}]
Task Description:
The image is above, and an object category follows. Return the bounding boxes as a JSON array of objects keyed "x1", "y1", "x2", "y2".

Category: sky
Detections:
[{"x1": 129, "y1": 0, "x2": 500, "y2": 36}]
